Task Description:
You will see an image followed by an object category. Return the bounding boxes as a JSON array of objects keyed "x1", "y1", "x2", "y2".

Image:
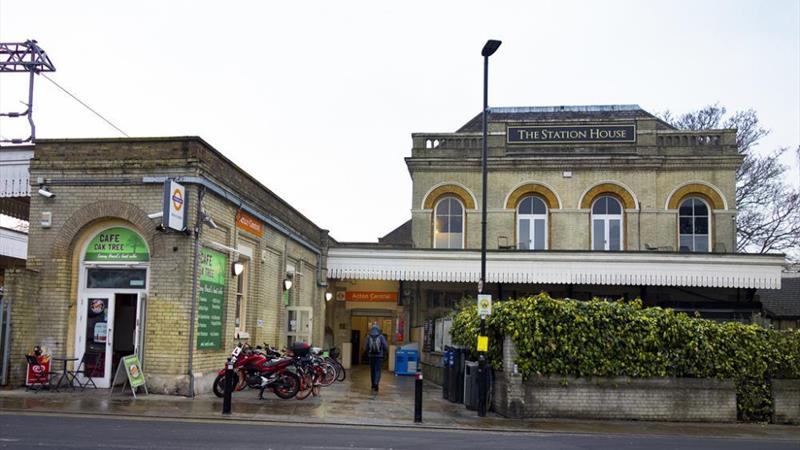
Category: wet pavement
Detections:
[{"x1": 0, "y1": 366, "x2": 798, "y2": 442}]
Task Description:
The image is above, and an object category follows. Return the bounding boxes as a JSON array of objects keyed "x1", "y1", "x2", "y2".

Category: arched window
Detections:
[
  {"x1": 679, "y1": 197, "x2": 710, "y2": 252},
  {"x1": 517, "y1": 196, "x2": 548, "y2": 250},
  {"x1": 591, "y1": 196, "x2": 623, "y2": 251},
  {"x1": 434, "y1": 197, "x2": 464, "y2": 249}
]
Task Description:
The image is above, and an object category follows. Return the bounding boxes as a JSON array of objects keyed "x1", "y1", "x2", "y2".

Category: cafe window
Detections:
[
  {"x1": 87, "y1": 268, "x2": 147, "y2": 289},
  {"x1": 434, "y1": 197, "x2": 464, "y2": 249}
]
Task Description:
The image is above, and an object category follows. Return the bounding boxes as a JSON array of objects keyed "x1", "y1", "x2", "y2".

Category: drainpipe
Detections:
[{"x1": 187, "y1": 186, "x2": 206, "y2": 397}]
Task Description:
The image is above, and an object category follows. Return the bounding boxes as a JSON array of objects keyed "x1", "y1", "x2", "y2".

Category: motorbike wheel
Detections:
[
  {"x1": 272, "y1": 372, "x2": 300, "y2": 400},
  {"x1": 212, "y1": 374, "x2": 226, "y2": 398},
  {"x1": 212, "y1": 372, "x2": 245, "y2": 398}
]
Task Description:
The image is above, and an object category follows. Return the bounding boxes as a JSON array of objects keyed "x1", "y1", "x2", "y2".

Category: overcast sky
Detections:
[{"x1": 1, "y1": 0, "x2": 798, "y2": 241}]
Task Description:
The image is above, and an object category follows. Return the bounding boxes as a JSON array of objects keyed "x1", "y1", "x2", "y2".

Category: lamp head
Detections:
[
  {"x1": 325, "y1": 291, "x2": 333, "y2": 302},
  {"x1": 481, "y1": 39, "x2": 502, "y2": 57},
  {"x1": 232, "y1": 261, "x2": 244, "y2": 276},
  {"x1": 284, "y1": 278, "x2": 293, "y2": 290}
]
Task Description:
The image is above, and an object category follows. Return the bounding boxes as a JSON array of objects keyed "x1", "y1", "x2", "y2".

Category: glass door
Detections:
[
  {"x1": 75, "y1": 294, "x2": 115, "y2": 388},
  {"x1": 286, "y1": 306, "x2": 313, "y2": 345}
]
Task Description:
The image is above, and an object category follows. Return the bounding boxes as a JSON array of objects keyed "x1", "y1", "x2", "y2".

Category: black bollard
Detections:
[
  {"x1": 477, "y1": 354, "x2": 486, "y2": 417},
  {"x1": 222, "y1": 357, "x2": 233, "y2": 415},
  {"x1": 414, "y1": 367, "x2": 423, "y2": 423}
]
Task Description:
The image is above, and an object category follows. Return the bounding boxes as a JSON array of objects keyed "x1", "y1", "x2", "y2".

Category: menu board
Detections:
[{"x1": 197, "y1": 247, "x2": 226, "y2": 349}]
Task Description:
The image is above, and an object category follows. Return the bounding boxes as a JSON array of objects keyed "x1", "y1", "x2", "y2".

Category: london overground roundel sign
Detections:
[{"x1": 84, "y1": 227, "x2": 150, "y2": 262}]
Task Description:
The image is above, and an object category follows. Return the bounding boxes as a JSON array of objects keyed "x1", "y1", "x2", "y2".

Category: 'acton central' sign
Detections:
[{"x1": 507, "y1": 123, "x2": 636, "y2": 144}]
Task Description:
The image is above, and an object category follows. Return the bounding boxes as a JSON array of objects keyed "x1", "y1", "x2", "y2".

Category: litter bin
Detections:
[
  {"x1": 394, "y1": 349, "x2": 408, "y2": 375},
  {"x1": 395, "y1": 349, "x2": 418, "y2": 376},
  {"x1": 464, "y1": 361, "x2": 478, "y2": 410},
  {"x1": 441, "y1": 346, "x2": 451, "y2": 399},
  {"x1": 448, "y1": 346, "x2": 465, "y2": 403}
]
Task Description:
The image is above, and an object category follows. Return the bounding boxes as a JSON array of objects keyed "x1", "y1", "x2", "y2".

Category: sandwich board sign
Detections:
[{"x1": 112, "y1": 354, "x2": 148, "y2": 398}]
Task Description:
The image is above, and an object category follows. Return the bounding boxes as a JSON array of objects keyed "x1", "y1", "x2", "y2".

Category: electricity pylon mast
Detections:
[{"x1": 0, "y1": 40, "x2": 56, "y2": 144}]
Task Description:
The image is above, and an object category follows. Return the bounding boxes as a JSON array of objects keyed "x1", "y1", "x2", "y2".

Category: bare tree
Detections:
[{"x1": 661, "y1": 105, "x2": 800, "y2": 257}]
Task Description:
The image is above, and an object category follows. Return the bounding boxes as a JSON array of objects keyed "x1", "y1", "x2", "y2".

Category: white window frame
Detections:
[
  {"x1": 591, "y1": 196, "x2": 624, "y2": 251},
  {"x1": 433, "y1": 197, "x2": 465, "y2": 249},
  {"x1": 516, "y1": 196, "x2": 548, "y2": 250},
  {"x1": 678, "y1": 197, "x2": 711, "y2": 252}
]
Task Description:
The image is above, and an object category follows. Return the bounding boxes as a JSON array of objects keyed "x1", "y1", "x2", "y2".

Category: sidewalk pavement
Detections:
[{"x1": 1, "y1": 366, "x2": 797, "y2": 441}]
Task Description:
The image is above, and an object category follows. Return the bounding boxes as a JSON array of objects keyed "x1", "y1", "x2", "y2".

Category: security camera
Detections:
[
  {"x1": 38, "y1": 188, "x2": 55, "y2": 198},
  {"x1": 205, "y1": 216, "x2": 218, "y2": 230},
  {"x1": 148, "y1": 211, "x2": 163, "y2": 219}
]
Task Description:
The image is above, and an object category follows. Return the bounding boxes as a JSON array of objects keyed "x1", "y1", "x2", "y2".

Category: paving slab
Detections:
[{"x1": 1, "y1": 366, "x2": 798, "y2": 442}]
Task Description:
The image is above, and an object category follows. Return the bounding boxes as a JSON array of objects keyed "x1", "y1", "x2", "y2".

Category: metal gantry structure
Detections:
[{"x1": 0, "y1": 40, "x2": 56, "y2": 144}]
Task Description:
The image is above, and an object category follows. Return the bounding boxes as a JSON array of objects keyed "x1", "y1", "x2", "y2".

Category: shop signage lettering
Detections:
[
  {"x1": 507, "y1": 123, "x2": 636, "y2": 144},
  {"x1": 345, "y1": 291, "x2": 398, "y2": 302},
  {"x1": 235, "y1": 210, "x2": 264, "y2": 237},
  {"x1": 84, "y1": 227, "x2": 150, "y2": 262},
  {"x1": 197, "y1": 247, "x2": 226, "y2": 350}
]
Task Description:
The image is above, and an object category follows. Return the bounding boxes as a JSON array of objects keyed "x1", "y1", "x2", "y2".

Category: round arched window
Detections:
[
  {"x1": 679, "y1": 197, "x2": 710, "y2": 252},
  {"x1": 517, "y1": 196, "x2": 548, "y2": 250},
  {"x1": 591, "y1": 196, "x2": 623, "y2": 251},
  {"x1": 433, "y1": 197, "x2": 464, "y2": 249}
]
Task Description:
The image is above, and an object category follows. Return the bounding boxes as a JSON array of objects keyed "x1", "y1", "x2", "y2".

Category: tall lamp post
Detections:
[{"x1": 478, "y1": 39, "x2": 501, "y2": 417}]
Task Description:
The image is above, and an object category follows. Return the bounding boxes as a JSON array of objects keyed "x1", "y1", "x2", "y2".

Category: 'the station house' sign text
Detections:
[{"x1": 507, "y1": 123, "x2": 636, "y2": 144}]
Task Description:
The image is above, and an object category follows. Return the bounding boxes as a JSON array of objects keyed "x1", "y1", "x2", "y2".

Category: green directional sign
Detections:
[
  {"x1": 85, "y1": 227, "x2": 149, "y2": 262},
  {"x1": 197, "y1": 247, "x2": 226, "y2": 350}
]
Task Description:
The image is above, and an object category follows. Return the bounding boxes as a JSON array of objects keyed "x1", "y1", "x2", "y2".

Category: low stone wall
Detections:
[
  {"x1": 493, "y1": 336, "x2": 737, "y2": 422},
  {"x1": 420, "y1": 351, "x2": 444, "y2": 385},
  {"x1": 772, "y1": 379, "x2": 800, "y2": 424}
]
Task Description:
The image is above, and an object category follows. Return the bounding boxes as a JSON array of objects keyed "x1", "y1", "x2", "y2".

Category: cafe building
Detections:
[
  {"x1": 325, "y1": 105, "x2": 785, "y2": 378},
  {"x1": 1, "y1": 137, "x2": 331, "y2": 394}
]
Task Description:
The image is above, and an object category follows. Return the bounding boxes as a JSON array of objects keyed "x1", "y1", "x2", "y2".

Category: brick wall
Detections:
[
  {"x1": 772, "y1": 379, "x2": 800, "y2": 424},
  {"x1": 7, "y1": 138, "x2": 328, "y2": 395},
  {"x1": 493, "y1": 337, "x2": 738, "y2": 422}
]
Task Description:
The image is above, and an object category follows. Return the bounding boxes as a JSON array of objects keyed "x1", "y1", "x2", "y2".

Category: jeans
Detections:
[{"x1": 369, "y1": 356, "x2": 383, "y2": 390}]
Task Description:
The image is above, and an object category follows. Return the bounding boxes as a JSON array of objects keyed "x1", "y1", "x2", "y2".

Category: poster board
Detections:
[
  {"x1": 197, "y1": 247, "x2": 226, "y2": 350},
  {"x1": 112, "y1": 354, "x2": 148, "y2": 398}
]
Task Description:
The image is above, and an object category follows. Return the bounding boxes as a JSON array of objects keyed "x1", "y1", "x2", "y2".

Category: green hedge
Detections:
[{"x1": 451, "y1": 294, "x2": 800, "y2": 422}]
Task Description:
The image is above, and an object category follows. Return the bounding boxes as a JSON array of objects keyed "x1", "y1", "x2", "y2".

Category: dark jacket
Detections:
[{"x1": 364, "y1": 326, "x2": 389, "y2": 358}]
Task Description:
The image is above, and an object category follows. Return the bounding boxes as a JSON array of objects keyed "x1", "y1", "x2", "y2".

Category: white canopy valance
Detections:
[{"x1": 328, "y1": 248, "x2": 784, "y2": 290}]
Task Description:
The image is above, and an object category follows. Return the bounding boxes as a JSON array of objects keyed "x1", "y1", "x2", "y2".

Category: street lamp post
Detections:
[{"x1": 478, "y1": 39, "x2": 501, "y2": 418}]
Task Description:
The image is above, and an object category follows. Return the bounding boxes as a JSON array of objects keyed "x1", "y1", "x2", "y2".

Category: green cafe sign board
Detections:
[
  {"x1": 85, "y1": 227, "x2": 150, "y2": 262},
  {"x1": 197, "y1": 247, "x2": 226, "y2": 350}
]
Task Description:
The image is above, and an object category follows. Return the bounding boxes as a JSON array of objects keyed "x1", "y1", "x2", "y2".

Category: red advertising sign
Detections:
[
  {"x1": 26, "y1": 357, "x2": 51, "y2": 386},
  {"x1": 345, "y1": 291, "x2": 398, "y2": 302}
]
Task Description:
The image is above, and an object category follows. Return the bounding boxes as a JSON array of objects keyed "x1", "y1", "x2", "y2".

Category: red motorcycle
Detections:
[{"x1": 212, "y1": 343, "x2": 300, "y2": 399}]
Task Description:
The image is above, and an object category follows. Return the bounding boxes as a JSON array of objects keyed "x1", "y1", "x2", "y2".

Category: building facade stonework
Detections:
[{"x1": 3, "y1": 137, "x2": 330, "y2": 394}]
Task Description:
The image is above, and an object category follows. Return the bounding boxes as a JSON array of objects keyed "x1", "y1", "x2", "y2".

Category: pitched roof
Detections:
[
  {"x1": 377, "y1": 219, "x2": 412, "y2": 248},
  {"x1": 758, "y1": 277, "x2": 800, "y2": 318},
  {"x1": 456, "y1": 104, "x2": 675, "y2": 132}
]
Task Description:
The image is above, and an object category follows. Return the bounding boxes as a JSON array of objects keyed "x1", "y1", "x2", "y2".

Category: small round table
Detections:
[{"x1": 51, "y1": 356, "x2": 78, "y2": 391}]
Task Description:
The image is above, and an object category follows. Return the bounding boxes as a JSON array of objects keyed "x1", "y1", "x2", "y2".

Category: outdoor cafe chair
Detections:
[{"x1": 73, "y1": 353, "x2": 102, "y2": 390}]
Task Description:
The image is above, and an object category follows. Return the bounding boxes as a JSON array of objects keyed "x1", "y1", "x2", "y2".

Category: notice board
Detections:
[{"x1": 197, "y1": 247, "x2": 226, "y2": 349}]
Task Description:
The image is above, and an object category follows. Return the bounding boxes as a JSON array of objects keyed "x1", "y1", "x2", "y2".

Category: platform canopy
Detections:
[{"x1": 328, "y1": 248, "x2": 785, "y2": 290}]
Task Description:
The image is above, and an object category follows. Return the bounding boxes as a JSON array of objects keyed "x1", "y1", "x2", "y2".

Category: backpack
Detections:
[{"x1": 368, "y1": 335, "x2": 381, "y2": 355}]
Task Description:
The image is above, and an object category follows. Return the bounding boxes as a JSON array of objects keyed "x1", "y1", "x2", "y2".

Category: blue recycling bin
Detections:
[{"x1": 395, "y1": 349, "x2": 418, "y2": 376}]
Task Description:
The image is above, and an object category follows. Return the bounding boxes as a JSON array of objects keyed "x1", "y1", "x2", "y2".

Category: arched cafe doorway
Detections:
[{"x1": 73, "y1": 226, "x2": 149, "y2": 388}]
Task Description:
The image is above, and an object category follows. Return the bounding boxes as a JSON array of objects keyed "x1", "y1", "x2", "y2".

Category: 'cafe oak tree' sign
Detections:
[{"x1": 507, "y1": 123, "x2": 636, "y2": 145}]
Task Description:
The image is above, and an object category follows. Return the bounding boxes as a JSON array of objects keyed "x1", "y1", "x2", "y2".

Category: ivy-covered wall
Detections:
[{"x1": 451, "y1": 294, "x2": 800, "y2": 422}]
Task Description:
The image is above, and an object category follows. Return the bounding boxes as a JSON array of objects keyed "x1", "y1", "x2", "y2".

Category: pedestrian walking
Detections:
[{"x1": 365, "y1": 324, "x2": 389, "y2": 394}]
